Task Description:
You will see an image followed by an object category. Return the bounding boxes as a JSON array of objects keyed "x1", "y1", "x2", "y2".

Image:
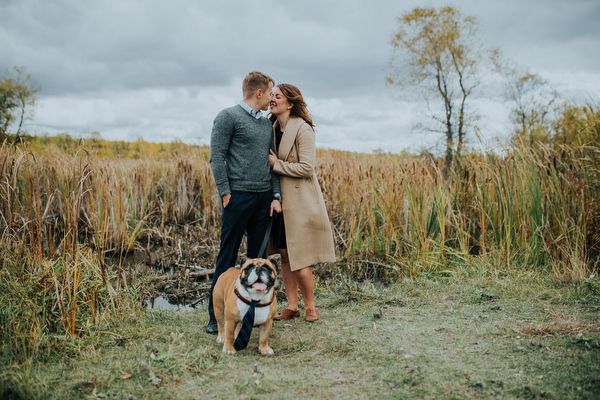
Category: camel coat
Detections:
[{"x1": 268, "y1": 117, "x2": 336, "y2": 271}]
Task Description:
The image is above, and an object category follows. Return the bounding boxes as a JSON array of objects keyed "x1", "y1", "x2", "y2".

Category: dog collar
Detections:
[{"x1": 234, "y1": 286, "x2": 275, "y2": 307}]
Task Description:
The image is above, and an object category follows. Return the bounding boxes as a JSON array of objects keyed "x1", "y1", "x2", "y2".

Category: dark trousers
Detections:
[{"x1": 208, "y1": 190, "x2": 271, "y2": 322}]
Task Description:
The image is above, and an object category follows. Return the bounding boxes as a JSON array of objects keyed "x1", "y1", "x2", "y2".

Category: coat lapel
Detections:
[{"x1": 275, "y1": 117, "x2": 304, "y2": 161}]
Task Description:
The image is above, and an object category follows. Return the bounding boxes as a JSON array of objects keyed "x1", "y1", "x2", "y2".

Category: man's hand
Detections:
[
  {"x1": 222, "y1": 193, "x2": 231, "y2": 208},
  {"x1": 270, "y1": 199, "x2": 281, "y2": 216}
]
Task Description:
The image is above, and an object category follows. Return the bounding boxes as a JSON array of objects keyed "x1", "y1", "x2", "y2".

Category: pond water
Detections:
[{"x1": 145, "y1": 295, "x2": 202, "y2": 311}]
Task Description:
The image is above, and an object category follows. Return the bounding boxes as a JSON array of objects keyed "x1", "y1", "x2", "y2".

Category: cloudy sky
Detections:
[{"x1": 1, "y1": 0, "x2": 599, "y2": 154}]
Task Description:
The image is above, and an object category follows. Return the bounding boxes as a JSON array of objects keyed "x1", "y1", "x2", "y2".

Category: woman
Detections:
[{"x1": 268, "y1": 83, "x2": 336, "y2": 322}]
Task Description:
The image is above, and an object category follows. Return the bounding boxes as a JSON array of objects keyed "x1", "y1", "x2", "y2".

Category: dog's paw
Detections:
[
  {"x1": 216, "y1": 335, "x2": 225, "y2": 343},
  {"x1": 223, "y1": 347, "x2": 236, "y2": 355},
  {"x1": 259, "y1": 346, "x2": 274, "y2": 356}
]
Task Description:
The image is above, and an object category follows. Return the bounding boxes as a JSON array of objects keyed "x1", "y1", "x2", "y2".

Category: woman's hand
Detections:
[
  {"x1": 270, "y1": 199, "x2": 282, "y2": 216},
  {"x1": 269, "y1": 150, "x2": 277, "y2": 167}
]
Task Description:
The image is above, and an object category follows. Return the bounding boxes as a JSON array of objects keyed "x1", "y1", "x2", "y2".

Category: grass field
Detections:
[{"x1": 2, "y1": 270, "x2": 598, "y2": 399}]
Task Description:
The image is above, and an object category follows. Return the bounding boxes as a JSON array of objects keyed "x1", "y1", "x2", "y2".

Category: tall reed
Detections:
[
  {"x1": 0, "y1": 237, "x2": 119, "y2": 363},
  {"x1": 1, "y1": 135, "x2": 597, "y2": 288},
  {"x1": 317, "y1": 141, "x2": 598, "y2": 281},
  {"x1": 0, "y1": 142, "x2": 220, "y2": 258},
  {"x1": 0, "y1": 140, "x2": 220, "y2": 361}
]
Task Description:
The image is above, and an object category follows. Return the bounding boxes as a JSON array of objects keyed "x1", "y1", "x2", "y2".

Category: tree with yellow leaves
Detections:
[{"x1": 388, "y1": 7, "x2": 500, "y2": 175}]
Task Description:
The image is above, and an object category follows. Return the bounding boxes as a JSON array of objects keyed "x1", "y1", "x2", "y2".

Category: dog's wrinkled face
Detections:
[{"x1": 239, "y1": 258, "x2": 278, "y2": 293}]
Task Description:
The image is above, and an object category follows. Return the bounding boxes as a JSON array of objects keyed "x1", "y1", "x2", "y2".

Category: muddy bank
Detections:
[
  {"x1": 138, "y1": 224, "x2": 221, "y2": 270},
  {"x1": 133, "y1": 224, "x2": 293, "y2": 309},
  {"x1": 132, "y1": 224, "x2": 219, "y2": 309},
  {"x1": 147, "y1": 268, "x2": 213, "y2": 309},
  {"x1": 125, "y1": 223, "x2": 332, "y2": 309}
]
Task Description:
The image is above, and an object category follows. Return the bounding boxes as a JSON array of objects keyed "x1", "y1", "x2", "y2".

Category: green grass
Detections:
[{"x1": 1, "y1": 271, "x2": 599, "y2": 399}]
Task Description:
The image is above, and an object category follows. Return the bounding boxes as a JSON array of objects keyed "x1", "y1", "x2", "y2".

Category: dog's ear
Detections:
[
  {"x1": 239, "y1": 258, "x2": 247, "y2": 268},
  {"x1": 267, "y1": 256, "x2": 278, "y2": 271}
]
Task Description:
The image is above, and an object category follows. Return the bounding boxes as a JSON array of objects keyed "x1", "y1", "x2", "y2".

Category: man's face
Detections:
[{"x1": 258, "y1": 82, "x2": 274, "y2": 111}]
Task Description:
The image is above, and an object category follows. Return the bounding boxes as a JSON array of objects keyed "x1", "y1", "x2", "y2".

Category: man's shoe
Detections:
[
  {"x1": 273, "y1": 308, "x2": 300, "y2": 321},
  {"x1": 205, "y1": 320, "x2": 218, "y2": 334}
]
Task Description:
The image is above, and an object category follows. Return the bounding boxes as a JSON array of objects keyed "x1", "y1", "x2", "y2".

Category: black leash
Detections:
[{"x1": 257, "y1": 213, "x2": 273, "y2": 258}]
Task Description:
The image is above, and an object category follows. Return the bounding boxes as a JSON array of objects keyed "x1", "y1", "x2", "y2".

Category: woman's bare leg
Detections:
[
  {"x1": 279, "y1": 249, "x2": 299, "y2": 310},
  {"x1": 294, "y1": 266, "x2": 315, "y2": 309}
]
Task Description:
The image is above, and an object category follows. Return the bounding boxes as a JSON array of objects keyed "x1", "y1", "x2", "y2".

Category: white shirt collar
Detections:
[{"x1": 239, "y1": 101, "x2": 263, "y2": 119}]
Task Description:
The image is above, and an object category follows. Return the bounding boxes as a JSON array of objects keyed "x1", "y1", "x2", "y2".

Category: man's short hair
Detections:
[{"x1": 242, "y1": 71, "x2": 274, "y2": 99}]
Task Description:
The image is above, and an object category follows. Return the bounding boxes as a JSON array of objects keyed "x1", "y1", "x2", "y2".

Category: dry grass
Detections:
[
  {"x1": 318, "y1": 143, "x2": 599, "y2": 281},
  {"x1": 519, "y1": 321, "x2": 600, "y2": 337},
  {"x1": 0, "y1": 237, "x2": 149, "y2": 364},
  {"x1": 2, "y1": 137, "x2": 598, "y2": 280}
]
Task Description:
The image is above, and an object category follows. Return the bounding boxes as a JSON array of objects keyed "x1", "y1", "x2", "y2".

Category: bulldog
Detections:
[{"x1": 213, "y1": 258, "x2": 278, "y2": 355}]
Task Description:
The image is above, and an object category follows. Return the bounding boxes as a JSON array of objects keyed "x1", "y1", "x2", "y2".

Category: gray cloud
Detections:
[{"x1": 1, "y1": 0, "x2": 599, "y2": 153}]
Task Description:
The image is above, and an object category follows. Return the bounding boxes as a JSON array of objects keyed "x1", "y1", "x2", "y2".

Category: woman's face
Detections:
[{"x1": 269, "y1": 87, "x2": 291, "y2": 117}]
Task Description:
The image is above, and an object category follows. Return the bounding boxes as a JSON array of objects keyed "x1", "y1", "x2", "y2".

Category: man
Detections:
[{"x1": 206, "y1": 71, "x2": 282, "y2": 334}]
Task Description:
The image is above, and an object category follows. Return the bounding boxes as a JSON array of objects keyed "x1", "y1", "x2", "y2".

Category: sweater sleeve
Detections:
[
  {"x1": 209, "y1": 110, "x2": 233, "y2": 197},
  {"x1": 273, "y1": 124, "x2": 316, "y2": 178}
]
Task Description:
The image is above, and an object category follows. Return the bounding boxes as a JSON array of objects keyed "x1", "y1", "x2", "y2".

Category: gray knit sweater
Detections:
[{"x1": 210, "y1": 104, "x2": 280, "y2": 197}]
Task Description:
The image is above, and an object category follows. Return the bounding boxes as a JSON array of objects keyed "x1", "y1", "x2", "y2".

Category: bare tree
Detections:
[
  {"x1": 507, "y1": 71, "x2": 556, "y2": 146},
  {"x1": 388, "y1": 7, "x2": 500, "y2": 175}
]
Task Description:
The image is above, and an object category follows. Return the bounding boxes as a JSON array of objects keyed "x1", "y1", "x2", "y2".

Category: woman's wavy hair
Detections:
[{"x1": 269, "y1": 83, "x2": 314, "y2": 128}]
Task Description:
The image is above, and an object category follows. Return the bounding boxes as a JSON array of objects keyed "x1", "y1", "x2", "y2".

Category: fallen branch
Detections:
[{"x1": 189, "y1": 268, "x2": 216, "y2": 278}]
